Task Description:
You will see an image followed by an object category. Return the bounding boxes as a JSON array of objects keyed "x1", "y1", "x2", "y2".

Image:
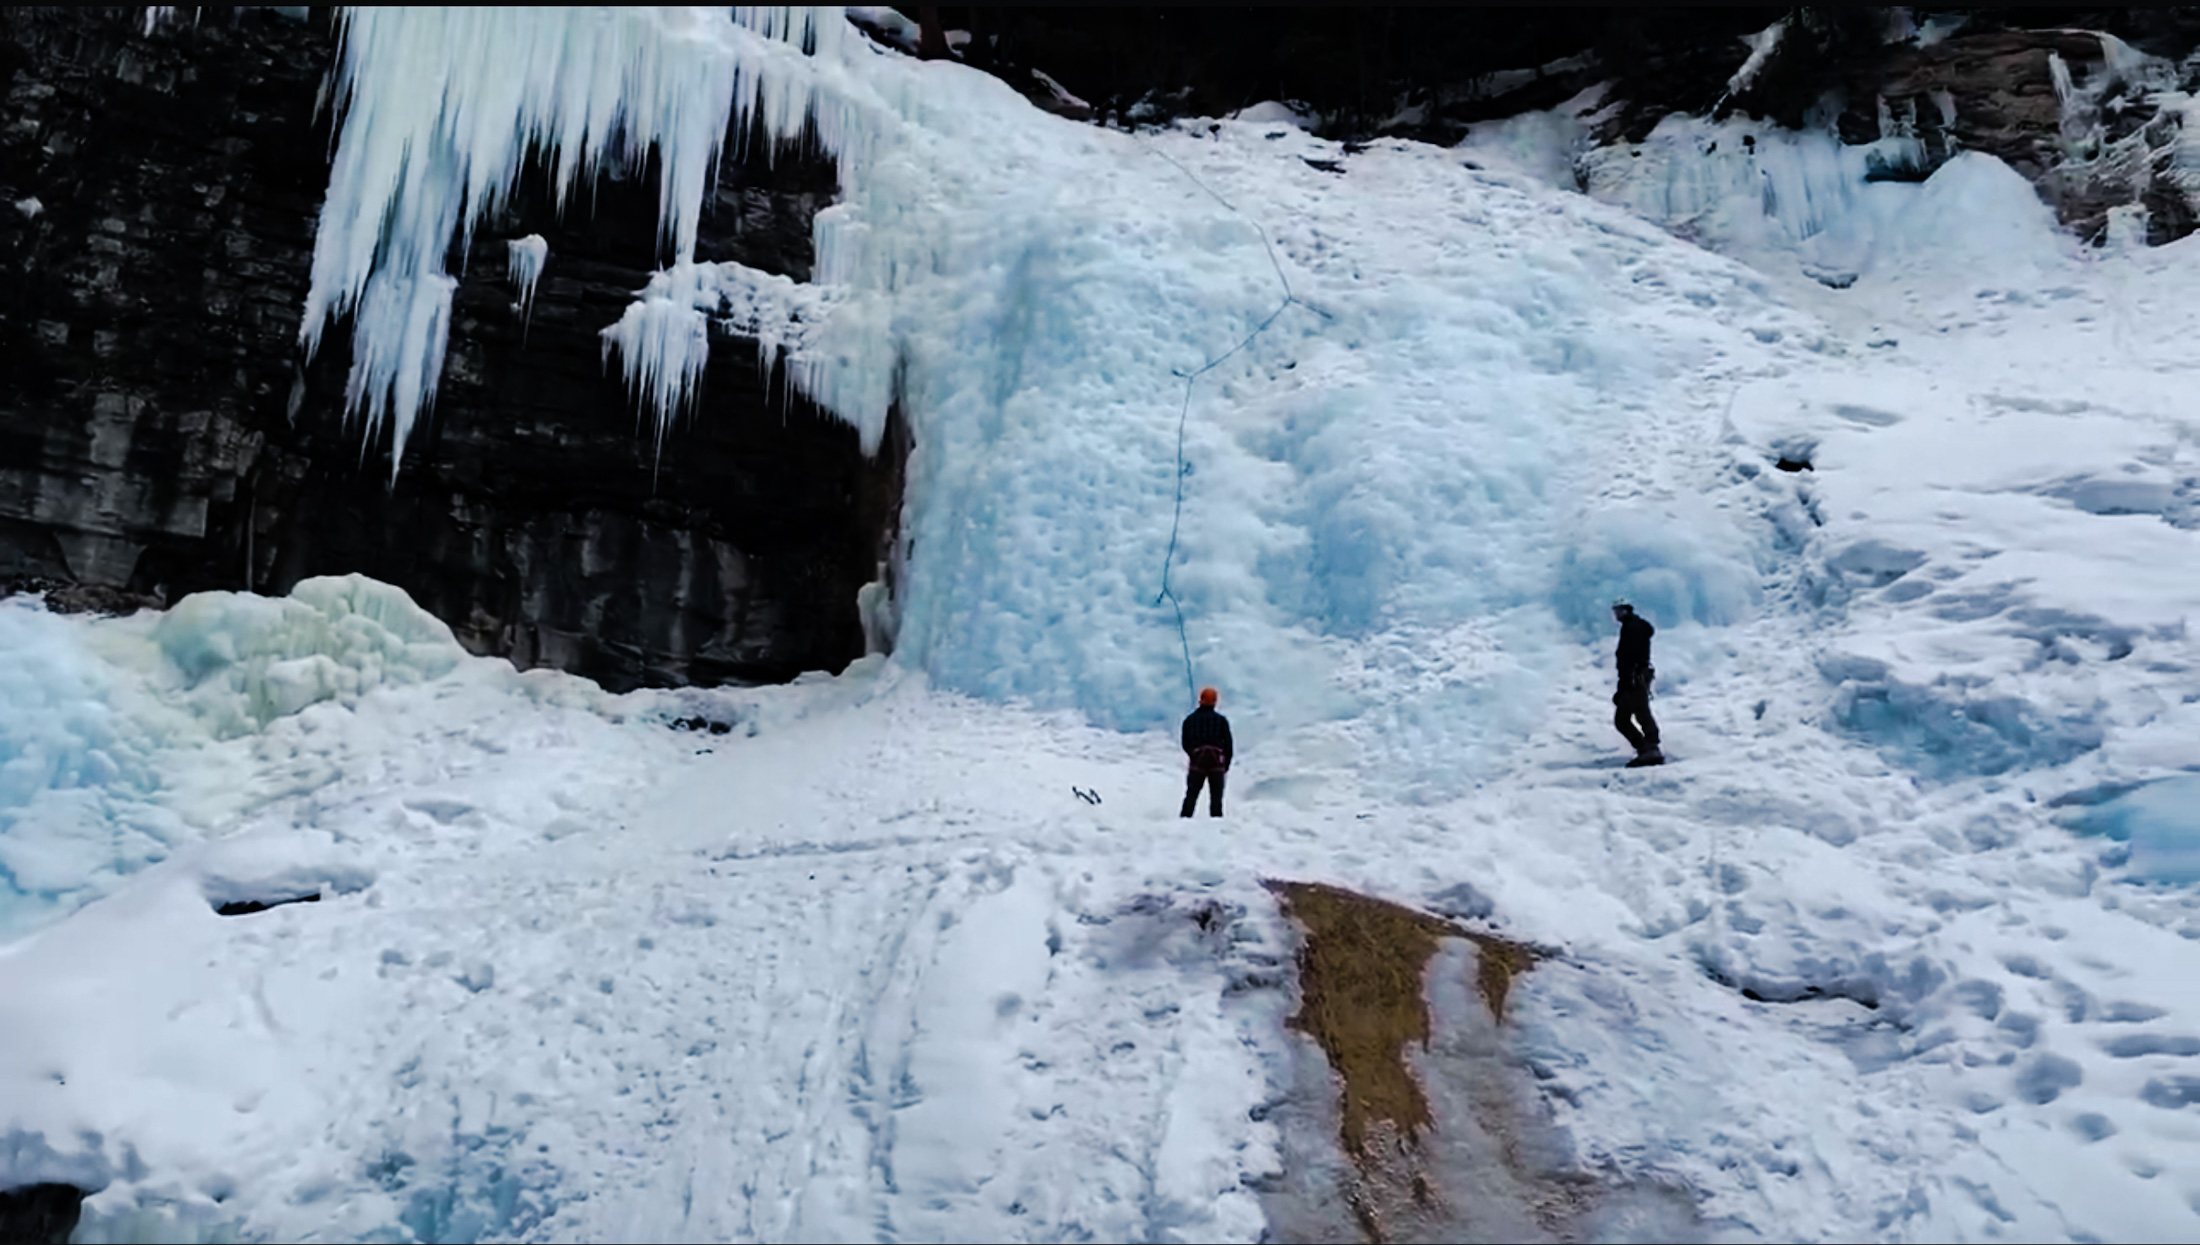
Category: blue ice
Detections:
[{"x1": 2066, "y1": 776, "x2": 2200, "y2": 884}]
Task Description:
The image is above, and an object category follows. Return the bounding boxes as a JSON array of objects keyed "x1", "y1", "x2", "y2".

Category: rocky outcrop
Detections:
[
  {"x1": 916, "y1": 7, "x2": 1787, "y2": 138},
  {"x1": 963, "y1": 7, "x2": 2200, "y2": 247},
  {"x1": 1500, "y1": 13, "x2": 2200, "y2": 247},
  {"x1": 1723, "y1": 13, "x2": 2200, "y2": 246},
  {"x1": 0, "y1": 8, "x2": 894, "y2": 690},
  {"x1": 0, "y1": 1183, "x2": 84, "y2": 1245}
]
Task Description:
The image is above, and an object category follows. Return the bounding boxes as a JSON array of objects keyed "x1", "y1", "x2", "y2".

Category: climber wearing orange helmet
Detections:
[{"x1": 1179, "y1": 686, "x2": 1234, "y2": 818}]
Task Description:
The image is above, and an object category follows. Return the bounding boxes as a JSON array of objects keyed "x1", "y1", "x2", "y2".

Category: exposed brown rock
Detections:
[
  {"x1": 1269, "y1": 881, "x2": 1453, "y2": 1159},
  {"x1": 1267, "y1": 880, "x2": 1547, "y2": 1244}
]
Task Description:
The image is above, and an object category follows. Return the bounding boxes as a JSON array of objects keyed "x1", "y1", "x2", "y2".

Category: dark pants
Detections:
[
  {"x1": 1181, "y1": 770, "x2": 1225, "y2": 817},
  {"x1": 1614, "y1": 677, "x2": 1660, "y2": 754}
]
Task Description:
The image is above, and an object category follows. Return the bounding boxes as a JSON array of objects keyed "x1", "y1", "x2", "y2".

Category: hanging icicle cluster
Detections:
[{"x1": 298, "y1": 6, "x2": 863, "y2": 475}]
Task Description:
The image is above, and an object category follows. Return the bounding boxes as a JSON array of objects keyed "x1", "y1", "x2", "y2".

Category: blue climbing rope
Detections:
[{"x1": 1149, "y1": 146, "x2": 1305, "y2": 701}]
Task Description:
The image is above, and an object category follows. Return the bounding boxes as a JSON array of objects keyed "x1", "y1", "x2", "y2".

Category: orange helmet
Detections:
[{"x1": 1198, "y1": 686, "x2": 1219, "y2": 707}]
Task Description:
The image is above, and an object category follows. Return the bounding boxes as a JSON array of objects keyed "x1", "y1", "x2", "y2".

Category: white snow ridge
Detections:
[{"x1": 8, "y1": 6, "x2": 2200, "y2": 1244}]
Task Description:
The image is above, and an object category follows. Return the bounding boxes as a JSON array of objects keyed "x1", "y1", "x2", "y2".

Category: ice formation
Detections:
[
  {"x1": 300, "y1": 7, "x2": 859, "y2": 475},
  {"x1": 1723, "y1": 17, "x2": 1786, "y2": 100},
  {"x1": 598, "y1": 256, "x2": 839, "y2": 437},
  {"x1": 504, "y1": 233, "x2": 548, "y2": 320},
  {"x1": 844, "y1": 6, "x2": 921, "y2": 56},
  {"x1": 0, "y1": 576, "x2": 466, "y2": 938},
  {"x1": 14, "y1": 12, "x2": 2200, "y2": 1241},
  {"x1": 600, "y1": 262, "x2": 716, "y2": 446},
  {"x1": 2065, "y1": 777, "x2": 2200, "y2": 883},
  {"x1": 152, "y1": 574, "x2": 464, "y2": 736},
  {"x1": 1459, "y1": 104, "x2": 2067, "y2": 291}
]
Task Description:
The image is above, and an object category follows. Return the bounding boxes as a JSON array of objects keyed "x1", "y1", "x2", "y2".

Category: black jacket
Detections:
[
  {"x1": 1616, "y1": 614, "x2": 1654, "y2": 678},
  {"x1": 1181, "y1": 706, "x2": 1234, "y2": 769}
]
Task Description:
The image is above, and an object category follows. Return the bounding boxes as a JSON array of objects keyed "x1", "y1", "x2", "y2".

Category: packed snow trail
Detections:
[
  {"x1": 0, "y1": 630, "x2": 1290, "y2": 1242},
  {"x1": 9, "y1": 567, "x2": 2198, "y2": 1242},
  {"x1": 7, "y1": 12, "x2": 2200, "y2": 1243}
]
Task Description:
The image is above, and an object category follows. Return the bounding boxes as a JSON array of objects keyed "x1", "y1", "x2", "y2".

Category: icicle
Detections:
[
  {"x1": 2165, "y1": 95, "x2": 2200, "y2": 217},
  {"x1": 506, "y1": 235, "x2": 549, "y2": 320},
  {"x1": 2048, "y1": 51, "x2": 2079, "y2": 119},
  {"x1": 598, "y1": 259, "x2": 832, "y2": 452},
  {"x1": 1725, "y1": 19, "x2": 1786, "y2": 99},
  {"x1": 600, "y1": 262, "x2": 716, "y2": 452},
  {"x1": 340, "y1": 272, "x2": 455, "y2": 479},
  {"x1": 300, "y1": 7, "x2": 862, "y2": 473}
]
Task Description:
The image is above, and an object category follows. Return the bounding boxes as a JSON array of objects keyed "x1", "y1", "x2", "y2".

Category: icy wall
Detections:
[
  {"x1": 0, "y1": 7, "x2": 889, "y2": 690},
  {"x1": 9, "y1": 5, "x2": 2200, "y2": 705}
]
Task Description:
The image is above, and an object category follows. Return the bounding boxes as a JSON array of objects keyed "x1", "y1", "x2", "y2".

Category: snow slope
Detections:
[{"x1": 8, "y1": 14, "x2": 2200, "y2": 1244}]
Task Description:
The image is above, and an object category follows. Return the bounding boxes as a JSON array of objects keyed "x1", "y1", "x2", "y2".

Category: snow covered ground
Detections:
[{"x1": 7, "y1": 13, "x2": 2200, "y2": 1243}]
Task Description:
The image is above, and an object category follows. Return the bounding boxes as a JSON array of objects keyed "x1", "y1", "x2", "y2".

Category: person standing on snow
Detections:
[
  {"x1": 1180, "y1": 686, "x2": 1234, "y2": 817},
  {"x1": 1611, "y1": 600, "x2": 1663, "y2": 767}
]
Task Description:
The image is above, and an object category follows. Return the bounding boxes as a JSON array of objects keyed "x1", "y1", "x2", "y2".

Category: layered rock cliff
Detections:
[{"x1": 1, "y1": 7, "x2": 895, "y2": 690}]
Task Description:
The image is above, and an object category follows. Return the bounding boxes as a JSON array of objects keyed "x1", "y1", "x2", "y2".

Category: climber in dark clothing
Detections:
[
  {"x1": 1180, "y1": 686, "x2": 1234, "y2": 817},
  {"x1": 1611, "y1": 601, "x2": 1663, "y2": 767}
]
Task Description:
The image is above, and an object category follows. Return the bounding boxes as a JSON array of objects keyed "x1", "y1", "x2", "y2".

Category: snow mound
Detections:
[
  {"x1": 1232, "y1": 100, "x2": 1321, "y2": 131},
  {"x1": 193, "y1": 827, "x2": 377, "y2": 912}
]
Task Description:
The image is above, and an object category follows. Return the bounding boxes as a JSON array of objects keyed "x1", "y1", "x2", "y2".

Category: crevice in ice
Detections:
[
  {"x1": 300, "y1": 7, "x2": 865, "y2": 477},
  {"x1": 670, "y1": 716, "x2": 731, "y2": 734},
  {"x1": 213, "y1": 893, "x2": 321, "y2": 917},
  {"x1": 1699, "y1": 959, "x2": 1884, "y2": 1011}
]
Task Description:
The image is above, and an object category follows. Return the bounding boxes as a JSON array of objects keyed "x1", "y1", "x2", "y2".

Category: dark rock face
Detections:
[
  {"x1": 1, "y1": 8, "x2": 890, "y2": 691},
  {"x1": 959, "y1": 6, "x2": 2200, "y2": 246},
  {"x1": 941, "y1": 6, "x2": 1786, "y2": 139},
  {"x1": 1725, "y1": 14, "x2": 2200, "y2": 246},
  {"x1": 0, "y1": 1183, "x2": 85, "y2": 1245}
]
